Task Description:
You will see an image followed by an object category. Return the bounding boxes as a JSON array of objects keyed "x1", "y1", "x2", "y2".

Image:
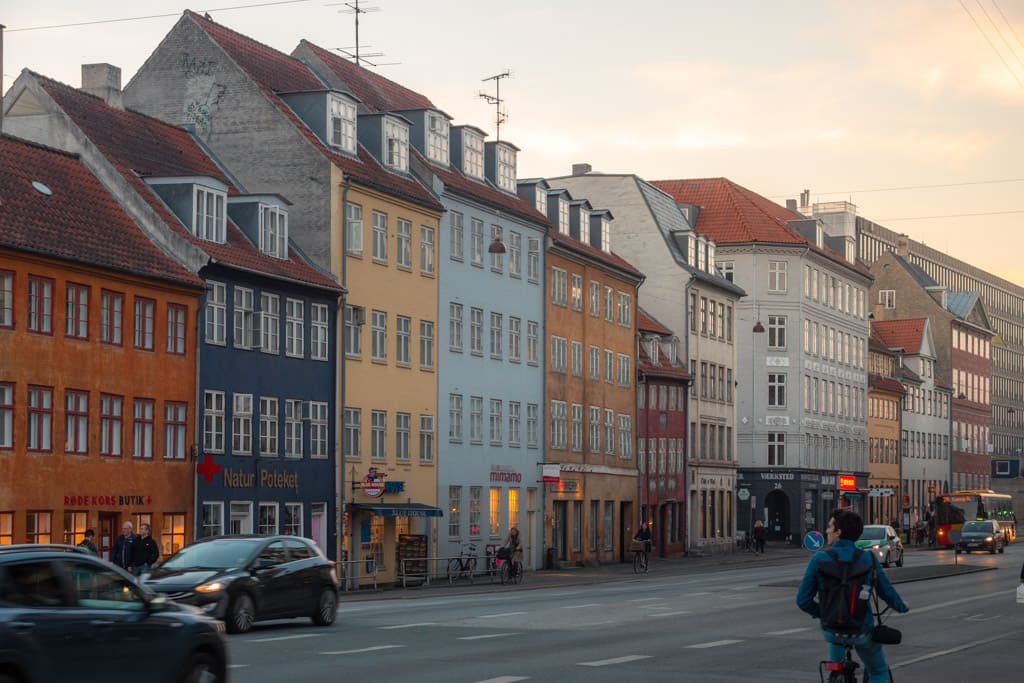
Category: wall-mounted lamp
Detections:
[
  {"x1": 752, "y1": 320, "x2": 765, "y2": 333},
  {"x1": 488, "y1": 237, "x2": 506, "y2": 254}
]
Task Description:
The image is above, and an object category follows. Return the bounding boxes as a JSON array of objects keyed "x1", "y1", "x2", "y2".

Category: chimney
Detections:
[
  {"x1": 800, "y1": 189, "x2": 810, "y2": 211},
  {"x1": 572, "y1": 163, "x2": 592, "y2": 176},
  {"x1": 786, "y1": 199, "x2": 798, "y2": 212},
  {"x1": 896, "y1": 234, "x2": 910, "y2": 258},
  {"x1": 81, "y1": 63, "x2": 123, "y2": 109}
]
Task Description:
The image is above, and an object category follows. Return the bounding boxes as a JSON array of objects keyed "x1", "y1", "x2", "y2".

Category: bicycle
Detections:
[
  {"x1": 499, "y1": 557, "x2": 523, "y2": 585},
  {"x1": 632, "y1": 544, "x2": 649, "y2": 573},
  {"x1": 447, "y1": 542, "x2": 477, "y2": 584},
  {"x1": 818, "y1": 606, "x2": 897, "y2": 683}
]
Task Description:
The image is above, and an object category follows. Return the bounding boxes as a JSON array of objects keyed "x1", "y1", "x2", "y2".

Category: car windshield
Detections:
[
  {"x1": 160, "y1": 539, "x2": 260, "y2": 570},
  {"x1": 961, "y1": 521, "x2": 992, "y2": 532},
  {"x1": 860, "y1": 527, "x2": 887, "y2": 541}
]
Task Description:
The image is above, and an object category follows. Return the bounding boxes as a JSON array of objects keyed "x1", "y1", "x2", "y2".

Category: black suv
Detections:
[
  {"x1": 145, "y1": 535, "x2": 340, "y2": 634},
  {"x1": 0, "y1": 544, "x2": 228, "y2": 683}
]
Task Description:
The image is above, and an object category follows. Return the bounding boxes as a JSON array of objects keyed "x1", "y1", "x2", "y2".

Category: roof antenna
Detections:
[
  {"x1": 328, "y1": 0, "x2": 386, "y2": 67},
  {"x1": 478, "y1": 70, "x2": 511, "y2": 141}
]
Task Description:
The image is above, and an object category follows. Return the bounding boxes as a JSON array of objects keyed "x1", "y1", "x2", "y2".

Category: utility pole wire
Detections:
[
  {"x1": 960, "y1": 0, "x2": 1024, "y2": 89},
  {"x1": 6, "y1": 0, "x2": 316, "y2": 32},
  {"x1": 993, "y1": 0, "x2": 1024, "y2": 54},
  {"x1": 976, "y1": 0, "x2": 1024, "y2": 71}
]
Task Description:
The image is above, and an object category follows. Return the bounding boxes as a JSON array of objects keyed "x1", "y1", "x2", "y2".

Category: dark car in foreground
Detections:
[
  {"x1": 855, "y1": 524, "x2": 904, "y2": 568},
  {"x1": 956, "y1": 520, "x2": 1005, "y2": 554},
  {"x1": 0, "y1": 544, "x2": 227, "y2": 683},
  {"x1": 145, "y1": 535, "x2": 339, "y2": 634}
]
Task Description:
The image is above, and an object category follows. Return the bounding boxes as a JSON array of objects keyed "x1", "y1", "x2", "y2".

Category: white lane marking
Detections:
[
  {"x1": 227, "y1": 665, "x2": 249, "y2": 669},
  {"x1": 458, "y1": 633, "x2": 516, "y2": 640},
  {"x1": 648, "y1": 610, "x2": 692, "y2": 617},
  {"x1": 892, "y1": 632, "x2": 1019, "y2": 669},
  {"x1": 582, "y1": 620, "x2": 614, "y2": 627},
  {"x1": 765, "y1": 627, "x2": 810, "y2": 636},
  {"x1": 561, "y1": 603, "x2": 601, "y2": 609},
  {"x1": 910, "y1": 591, "x2": 1006, "y2": 615},
  {"x1": 686, "y1": 592, "x2": 711, "y2": 596},
  {"x1": 629, "y1": 597, "x2": 660, "y2": 603},
  {"x1": 478, "y1": 611, "x2": 526, "y2": 619},
  {"x1": 476, "y1": 678, "x2": 529, "y2": 683},
  {"x1": 245, "y1": 633, "x2": 325, "y2": 643},
  {"x1": 379, "y1": 622, "x2": 437, "y2": 630},
  {"x1": 578, "y1": 655, "x2": 652, "y2": 667},
  {"x1": 686, "y1": 639, "x2": 743, "y2": 649},
  {"x1": 321, "y1": 645, "x2": 406, "y2": 655}
]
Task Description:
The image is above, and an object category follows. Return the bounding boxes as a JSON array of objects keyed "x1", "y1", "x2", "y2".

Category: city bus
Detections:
[{"x1": 933, "y1": 490, "x2": 1016, "y2": 548}]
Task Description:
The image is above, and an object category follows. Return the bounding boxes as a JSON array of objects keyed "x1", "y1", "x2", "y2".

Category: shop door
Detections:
[
  {"x1": 552, "y1": 501, "x2": 567, "y2": 560},
  {"x1": 98, "y1": 512, "x2": 118, "y2": 562},
  {"x1": 311, "y1": 503, "x2": 326, "y2": 552},
  {"x1": 765, "y1": 490, "x2": 790, "y2": 541}
]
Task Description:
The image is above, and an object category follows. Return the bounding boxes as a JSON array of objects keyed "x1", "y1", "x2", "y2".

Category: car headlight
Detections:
[
  {"x1": 870, "y1": 544, "x2": 881, "y2": 550},
  {"x1": 984, "y1": 536, "x2": 993, "y2": 542},
  {"x1": 196, "y1": 580, "x2": 227, "y2": 593}
]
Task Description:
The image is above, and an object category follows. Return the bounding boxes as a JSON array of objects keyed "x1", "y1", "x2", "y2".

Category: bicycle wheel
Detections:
[
  {"x1": 633, "y1": 552, "x2": 641, "y2": 574},
  {"x1": 500, "y1": 561, "x2": 511, "y2": 584},
  {"x1": 447, "y1": 558, "x2": 462, "y2": 584},
  {"x1": 641, "y1": 552, "x2": 649, "y2": 573},
  {"x1": 467, "y1": 557, "x2": 478, "y2": 584},
  {"x1": 513, "y1": 562, "x2": 524, "y2": 584}
]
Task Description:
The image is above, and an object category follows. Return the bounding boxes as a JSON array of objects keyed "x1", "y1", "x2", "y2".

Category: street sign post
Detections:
[{"x1": 803, "y1": 530, "x2": 825, "y2": 552}]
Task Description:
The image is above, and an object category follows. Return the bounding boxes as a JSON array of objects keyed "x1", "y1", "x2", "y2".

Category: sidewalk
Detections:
[{"x1": 343, "y1": 541, "x2": 811, "y2": 601}]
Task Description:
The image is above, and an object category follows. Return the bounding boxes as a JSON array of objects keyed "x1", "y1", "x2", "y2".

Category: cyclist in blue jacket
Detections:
[{"x1": 797, "y1": 508, "x2": 909, "y2": 683}]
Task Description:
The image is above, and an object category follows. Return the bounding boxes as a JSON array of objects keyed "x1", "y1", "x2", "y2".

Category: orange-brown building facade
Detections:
[
  {"x1": 533, "y1": 184, "x2": 643, "y2": 565},
  {"x1": 0, "y1": 136, "x2": 203, "y2": 560}
]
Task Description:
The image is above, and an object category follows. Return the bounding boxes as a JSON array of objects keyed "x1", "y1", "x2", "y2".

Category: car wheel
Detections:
[
  {"x1": 883, "y1": 552, "x2": 891, "y2": 568},
  {"x1": 998, "y1": 542, "x2": 1005, "y2": 554},
  {"x1": 313, "y1": 587, "x2": 338, "y2": 626},
  {"x1": 227, "y1": 592, "x2": 256, "y2": 634},
  {"x1": 990, "y1": 542, "x2": 997, "y2": 554},
  {"x1": 182, "y1": 650, "x2": 222, "y2": 683},
  {"x1": 896, "y1": 550, "x2": 903, "y2": 567}
]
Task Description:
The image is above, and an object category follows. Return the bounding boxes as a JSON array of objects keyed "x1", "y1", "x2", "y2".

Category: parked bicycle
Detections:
[{"x1": 447, "y1": 542, "x2": 478, "y2": 584}]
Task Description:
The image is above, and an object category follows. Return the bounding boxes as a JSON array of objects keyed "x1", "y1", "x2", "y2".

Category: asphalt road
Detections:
[{"x1": 223, "y1": 543, "x2": 1024, "y2": 682}]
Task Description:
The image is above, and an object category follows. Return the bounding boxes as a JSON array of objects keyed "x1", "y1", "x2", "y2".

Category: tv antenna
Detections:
[
  {"x1": 328, "y1": 1, "x2": 397, "y2": 67},
  {"x1": 478, "y1": 70, "x2": 511, "y2": 141}
]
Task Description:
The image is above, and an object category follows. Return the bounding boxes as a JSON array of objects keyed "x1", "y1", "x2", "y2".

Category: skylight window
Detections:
[
  {"x1": 329, "y1": 95, "x2": 357, "y2": 153},
  {"x1": 427, "y1": 113, "x2": 449, "y2": 165},
  {"x1": 385, "y1": 117, "x2": 409, "y2": 172},
  {"x1": 194, "y1": 186, "x2": 226, "y2": 244},
  {"x1": 463, "y1": 131, "x2": 484, "y2": 179}
]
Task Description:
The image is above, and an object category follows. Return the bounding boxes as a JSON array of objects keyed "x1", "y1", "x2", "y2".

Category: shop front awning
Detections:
[{"x1": 350, "y1": 503, "x2": 444, "y2": 518}]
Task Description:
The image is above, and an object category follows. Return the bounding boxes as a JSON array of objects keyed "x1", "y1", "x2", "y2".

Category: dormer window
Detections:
[
  {"x1": 535, "y1": 186, "x2": 547, "y2": 216},
  {"x1": 385, "y1": 118, "x2": 409, "y2": 172},
  {"x1": 463, "y1": 130, "x2": 484, "y2": 179},
  {"x1": 496, "y1": 144, "x2": 517, "y2": 192},
  {"x1": 260, "y1": 205, "x2": 288, "y2": 259},
  {"x1": 558, "y1": 197, "x2": 570, "y2": 235},
  {"x1": 687, "y1": 234, "x2": 696, "y2": 266},
  {"x1": 601, "y1": 217, "x2": 611, "y2": 252},
  {"x1": 194, "y1": 185, "x2": 226, "y2": 244},
  {"x1": 329, "y1": 95, "x2": 357, "y2": 154},
  {"x1": 647, "y1": 339, "x2": 659, "y2": 363},
  {"x1": 708, "y1": 242, "x2": 716, "y2": 271},
  {"x1": 427, "y1": 113, "x2": 449, "y2": 165}
]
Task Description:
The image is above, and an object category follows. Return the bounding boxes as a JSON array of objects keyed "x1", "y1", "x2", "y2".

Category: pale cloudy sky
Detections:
[{"x1": 5, "y1": 1, "x2": 1023, "y2": 285}]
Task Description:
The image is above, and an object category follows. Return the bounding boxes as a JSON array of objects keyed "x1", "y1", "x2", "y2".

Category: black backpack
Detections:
[{"x1": 817, "y1": 548, "x2": 873, "y2": 633}]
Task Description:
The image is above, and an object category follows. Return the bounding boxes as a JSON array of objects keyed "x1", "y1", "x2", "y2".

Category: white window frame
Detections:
[
  {"x1": 371, "y1": 310, "x2": 387, "y2": 361},
  {"x1": 450, "y1": 211, "x2": 464, "y2": 261},
  {"x1": 232, "y1": 393, "x2": 253, "y2": 455},
  {"x1": 396, "y1": 412, "x2": 411, "y2": 461},
  {"x1": 449, "y1": 394, "x2": 463, "y2": 442},
  {"x1": 259, "y1": 205, "x2": 288, "y2": 259},
  {"x1": 496, "y1": 143, "x2": 517, "y2": 192},
  {"x1": 310, "y1": 401, "x2": 328, "y2": 459},
  {"x1": 427, "y1": 112, "x2": 449, "y2": 164},
  {"x1": 204, "y1": 390, "x2": 225, "y2": 453},
  {"x1": 526, "y1": 403, "x2": 539, "y2": 448},
  {"x1": 259, "y1": 397, "x2": 278, "y2": 456},
  {"x1": 260, "y1": 293, "x2": 279, "y2": 354},
  {"x1": 471, "y1": 218, "x2": 484, "y2": 266},
  {"x1": 311, "y1": 303, "x2": 329, "y2": 361},
  {"x1": 420, "y1": 226, "x2": 435, "y2": 274},
  {"x1": 329, "y1": 94, "x2": 357, "y2": 153},
  {"x1": 463, "y1": 130, "x2": 484, "y2": 179},
  {"x1": 527, "y1": 238, "x2": 540, "y2": 283},
  {"x1": 509, "y1": 232, "x2": 522, "y2": 277},
  {"x1": 396, "y1": 218, "x2": 412, "y2": 268},
  {"x1": 420, "y1": 320, "x2": 434, "y2": 369},
  {"x1": 509, "y1": 317, "x2": 521, "y2": 363},
  {"x1": 233, "y1": 286, "x2": 254, "y2": 350},
  {"x1": 371, "y1": 410, "x2": 386, "y2": 460},
  {"x1": 345, "y1": 202, "x2": 363, "y2": 254},
  {"x1": 205, "y1": 282, "x2": 226, "y2": 345},
  {"x1": 285, "y1": 399, "x2": 303, "y2": 458},
  {"x1": 768, "y1": 261, "x2": 788, "y2": 293},
  {"x1": 193, "y1": 185, "x2": 226, "y2": 243},
  {"x1": 419, "y1": 414, "x2": 434, "y2": 462},
  {"x1": 489, "y1": 399, "x2": 502, "y2": 445},
  {"x1": 527, "y1": 321, "x2": 539, "y2": 365},
  {"x1": 384, "y1": 117, "x2": 409, "y2": 172},
  {"x1": 396, "y1": 315, "x2": 411, "y2": 365},
  {"x1": 489, "y1": 312, "x2": 503, "y2": 359},
  {"x1": 372, "y1": 211, "x2": 388, "y2": 262},
  {"x1": 285, "y1": 298, "x2": 304, "y2": 358},
  {"x1": 470, "y1": 396, "x2": 483, "y2": 444},
  {"x1": 449, "y1": 303, "x2": 463, "y2": 352}
]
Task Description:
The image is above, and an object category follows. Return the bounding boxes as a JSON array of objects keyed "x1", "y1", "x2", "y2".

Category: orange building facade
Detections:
[
  {"x1": 541, "y1": 192, "x2": 644, "y2": 565},
  {"x1": 0, "y1": 250, "x2": 202, "y2": 559}
]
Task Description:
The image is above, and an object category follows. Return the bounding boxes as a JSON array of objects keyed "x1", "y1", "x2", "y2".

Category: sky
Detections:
[{"x1": 4, "y1": 0, "x2": 1023, "y2": 286}]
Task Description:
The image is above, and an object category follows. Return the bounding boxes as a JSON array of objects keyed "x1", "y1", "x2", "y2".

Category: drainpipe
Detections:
[
  {"x1": 193, "y1": 283, "x2": 210, "y2": 542},
  {"x1": 337, "y1": 174, "x2": 351, "y2": 568}
]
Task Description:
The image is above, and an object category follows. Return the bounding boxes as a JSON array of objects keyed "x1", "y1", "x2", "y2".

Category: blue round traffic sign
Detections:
[{"x1": 803, "y1": 530, "x2": 825, "y2": 551}]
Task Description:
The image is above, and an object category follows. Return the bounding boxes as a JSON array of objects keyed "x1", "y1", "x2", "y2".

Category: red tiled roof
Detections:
[
  {"x1": 297, "y1": 40, "x2": 434, "y2": 112},
  {"x1": 872, "y1": 319, "x2": 926, "y2": 355},
  {"x1": 869, "y1": 373, "x2": 907, "y2": 394},
  {"x1": 184, "y1": 11, "x2": 442, "y2": 214},
  {"x1": 637, "y1": 343, "x2": 691, "y2": 379},
  {"x1": 36, "y1": 75, "x2": 339, "y2": 291},
  {"x1": 638, "y1": 309, "x2": 673, "y2": 336},
  {"x1": 0, "y1": 135, "x2": 202, "y2": 288},
  {"x1": 650, "y1": 177, "x2": 870, "y2": 277}
]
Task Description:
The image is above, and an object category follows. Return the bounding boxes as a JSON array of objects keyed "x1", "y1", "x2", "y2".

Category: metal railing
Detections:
[
  {"x1": 337, "y1": 557, "x2": 378, "y2": 592},
  {"x1": 398, "y1": 553, "x2": 504, "y2": 588}
]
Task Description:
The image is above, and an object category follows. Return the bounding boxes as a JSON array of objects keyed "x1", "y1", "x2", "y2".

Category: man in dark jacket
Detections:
[
  {"x1": 111, "y1": 522, "x2": 137, "y2": 570},
  {"x1": 131, "y1": 523, "x2": 161, "y2": 576},
  {"x1": 797, "y1": 508, "x2": 909, "y2": 683},
  {"x1": 77, "y1": 529, "x2": 99, "y2": 556}
]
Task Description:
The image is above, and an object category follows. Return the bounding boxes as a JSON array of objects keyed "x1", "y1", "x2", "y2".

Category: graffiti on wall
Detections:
[{"x1": 180, "y1": 53, "x2": 227, "y2": 134}]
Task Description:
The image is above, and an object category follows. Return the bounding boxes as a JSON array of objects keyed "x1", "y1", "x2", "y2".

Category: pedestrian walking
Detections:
[
  {"x1": 753, "y1": 519, "x2": 766, "y2": 554},
  {"x1": 131, "y1": 523, "x2": 161, "y2": 576},
  {"x1": 77, "y1": 529, "x2": 99, "y2": 555},
  {"x1": 110, "y1": 522, "x2": 138, "y2": 571}
]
